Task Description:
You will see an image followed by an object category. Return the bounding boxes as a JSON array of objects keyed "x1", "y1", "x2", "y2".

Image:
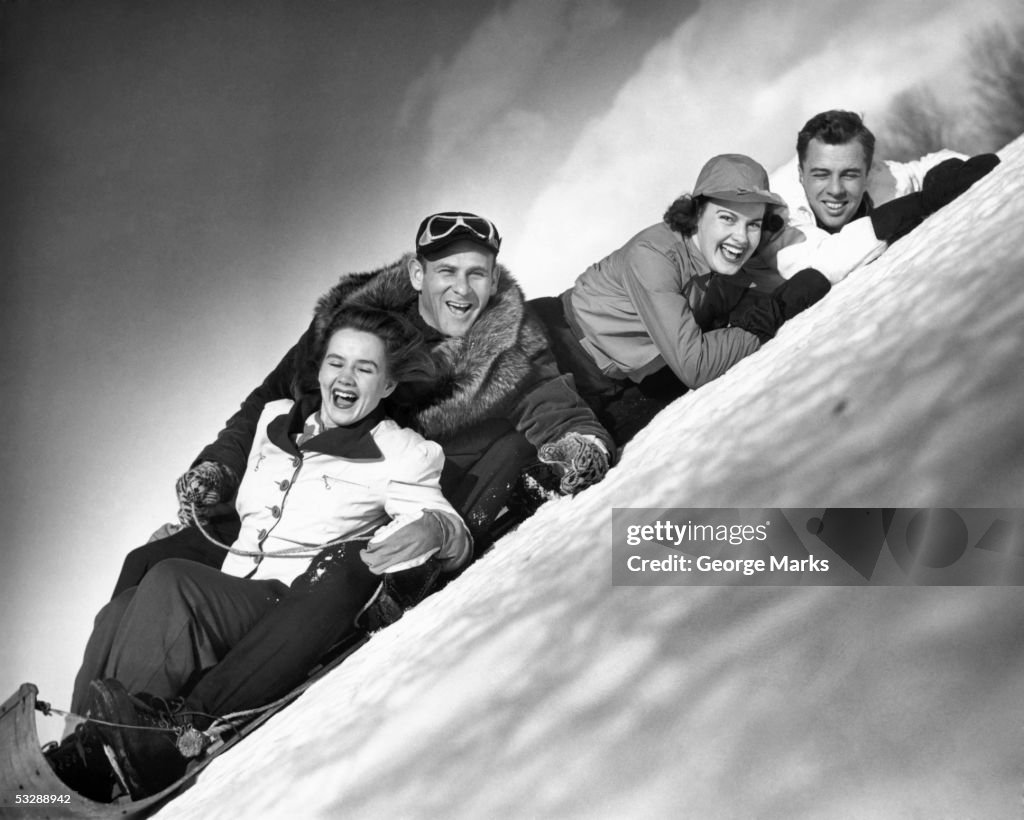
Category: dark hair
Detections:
[
  {"x1": 663, "y1": 194, "x2": 784, "y2": 248},
  {"x1": 317, "y1": 306, "x2": 436, "y2": 385},
  {"x1": 663, "y1": 194, "x2": 708, "y2": 236},
  {"x1": 796, "y1": 109, "x2": 876, "y2": 169}
]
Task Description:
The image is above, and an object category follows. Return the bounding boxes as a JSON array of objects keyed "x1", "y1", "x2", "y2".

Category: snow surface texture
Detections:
[{"x1": 162, "y1": 138, "x2": 1024, "y2": 820}]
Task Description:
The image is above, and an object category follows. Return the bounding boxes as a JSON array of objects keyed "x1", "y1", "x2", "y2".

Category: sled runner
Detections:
[{"x1": 0, "y1": 631, "x2": 369, "y2": 819}]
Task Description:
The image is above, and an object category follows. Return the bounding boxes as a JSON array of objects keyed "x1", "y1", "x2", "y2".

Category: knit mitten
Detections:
[
  {"x1": 538, "y1": 432, "x2": 610, "y2": 495},
  {"x1": 174, "y1": 461, "x2": 237, "y2": 526}
]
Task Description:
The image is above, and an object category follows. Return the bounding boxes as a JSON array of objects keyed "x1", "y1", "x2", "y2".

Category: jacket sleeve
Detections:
[
  {"x1": 507, "y1": 313, "x2": 616, "y2": 455},
  {"x1": 191, "y1": 324, "x2": 312, "y2": 482},
  {"x1": 771, "y1": 149, "x2": 969, "y2": 284},
  {"x1": 772, "y1": 217, "x2": 888, "y2": 284},
  {"x1": 619, "y1": 241, "x2": 760, "y2": 389},
  {"x1": 381, "y1": 440, "x2": 472, "y2": 571},
  {"x1": 884, "y1": 149, "x2": 969, "y2": 198}
]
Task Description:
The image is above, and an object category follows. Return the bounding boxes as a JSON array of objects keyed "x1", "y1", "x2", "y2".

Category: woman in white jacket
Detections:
[{"x1": 52, "y1": 306, "x2": 471, "y2": 801}]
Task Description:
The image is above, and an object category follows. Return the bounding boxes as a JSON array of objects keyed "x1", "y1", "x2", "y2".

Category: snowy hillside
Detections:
[{"x1": 162, "y1": 137, "x2": 1024, "y2": 820}]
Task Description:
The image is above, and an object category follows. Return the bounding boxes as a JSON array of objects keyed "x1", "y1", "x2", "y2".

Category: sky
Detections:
[{"x1": 2, "y1": 0, "x2": 1021, "y2": 742}]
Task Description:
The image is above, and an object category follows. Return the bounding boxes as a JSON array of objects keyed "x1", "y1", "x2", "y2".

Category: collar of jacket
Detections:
[
  {"x1": 266, "y1": 397, "x2": 385, "y2": 460},
  {"x1": 310, "y1": 254, "x2": 545, "y2": 441}
]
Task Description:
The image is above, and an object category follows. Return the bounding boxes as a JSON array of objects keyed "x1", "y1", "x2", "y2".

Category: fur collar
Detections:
[{"x1": 308, "y1": 254, "x2": 546, "y2": 441}]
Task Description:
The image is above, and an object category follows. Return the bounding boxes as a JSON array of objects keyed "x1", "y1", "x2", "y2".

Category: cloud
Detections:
[
  {"x1": 507, "y1": 0, "x2": 1020, "y2": 296},
  {"x1": 394, "y1": 0, "x2": 635, "y2": 218}
]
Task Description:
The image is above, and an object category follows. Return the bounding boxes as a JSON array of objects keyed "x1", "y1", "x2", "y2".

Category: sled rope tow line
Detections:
[
  {"x1": 37, "y1": 701, "x2": 235, "y2": 759},
  {"x1": 190, "y1": 502, "x2": 360, "y2": 558},
  {"x1": 35, "y1": 701, "x2": 218, "y2": 735},
  {"x1": 36, "y1": 688, "x2": 319, "y2": 758}
]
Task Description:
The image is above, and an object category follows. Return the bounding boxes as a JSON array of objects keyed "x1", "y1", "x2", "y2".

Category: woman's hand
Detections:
[{"x1": 363, "y1": 509, "x2": 471, "y2": 574}]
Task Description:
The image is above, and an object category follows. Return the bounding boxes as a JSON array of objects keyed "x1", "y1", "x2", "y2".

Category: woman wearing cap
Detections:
[{"x1": 531, "y1": 153, "x2": 829, "y2": 444}]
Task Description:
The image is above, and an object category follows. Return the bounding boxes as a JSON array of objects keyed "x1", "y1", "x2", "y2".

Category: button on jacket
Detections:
[{"x1": 220, "y1": 399, "x2": 468, "y2": 585}]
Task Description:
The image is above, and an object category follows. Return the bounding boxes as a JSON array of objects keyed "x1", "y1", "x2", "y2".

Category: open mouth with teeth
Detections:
[
  {"x1": 331, "y1": 388, "x2": 359, "y2": 409},
  {"x1": 821, "y1": 200, "x2": 848, "y2": 216},
  {"x1": 718, "y1": 243, "x2": 748, "y2": 265},
  {"x1": 445, "y1": 300, "x2": 475, "y2": 317}
]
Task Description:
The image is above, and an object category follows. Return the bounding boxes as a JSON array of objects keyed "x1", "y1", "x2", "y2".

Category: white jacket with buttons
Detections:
[{"x1": 219, "y1": 399, "x2": 469, "y2": 585}]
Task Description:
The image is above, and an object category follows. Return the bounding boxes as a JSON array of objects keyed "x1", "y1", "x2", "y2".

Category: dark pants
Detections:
[
  {"x1": 93, "y1": 432, "x2": 534, "y2": 718},
  {"x1": 111, "y1": 509, "x2": 239, "y2": 598},
  {"x1": 73, "y1": 559, "x2": 287, "y2": 714},
  {"x1": 527, "y1": 295, "x2": 688, "y2": 446},
  {"x1": 440, "y1": 427, "x2": 537, "y2": 555},
  {"x1": 76, "y1": 543, "x2": 379, "y2": 720}
]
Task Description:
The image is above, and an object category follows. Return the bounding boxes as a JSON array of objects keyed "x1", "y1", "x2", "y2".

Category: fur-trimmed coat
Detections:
[{"x1": 195, "y1": 255, "x2": 612, "y2": 483}]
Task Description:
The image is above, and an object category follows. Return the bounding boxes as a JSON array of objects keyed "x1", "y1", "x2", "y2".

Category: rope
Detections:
[
  {"x1": 38, "y1": 687, "x2": 318, "y2": 754},
  {"x1": 36, "y1": 702, "x2": 219, "y2": 736},
  {"x1": 189, "y1": 502, "x2": 361, "y2": 558}
]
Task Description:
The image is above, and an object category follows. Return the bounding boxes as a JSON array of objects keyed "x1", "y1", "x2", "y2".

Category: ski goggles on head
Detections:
[{"x1": 415, "y1": 212, "x2": 502, "y2": 257}]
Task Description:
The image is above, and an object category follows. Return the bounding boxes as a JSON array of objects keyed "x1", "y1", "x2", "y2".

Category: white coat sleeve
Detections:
[
  {"x1": 885, "y1": 149, "x2": 969, "y2": 198},
  {"x1": 371, "y1": 440, "x2": 472, "y2": 572},
  {"x1": 771, "y1": 217, "x2": 888, "y2": 284}
]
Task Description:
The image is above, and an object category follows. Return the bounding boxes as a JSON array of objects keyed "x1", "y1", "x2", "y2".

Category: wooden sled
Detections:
[{"x1": 0, "y1": 632, "x2": 369, "y2": 819}]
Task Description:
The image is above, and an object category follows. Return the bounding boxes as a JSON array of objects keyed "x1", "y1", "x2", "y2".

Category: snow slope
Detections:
[{"x1": 161, "y1": 137, "x2": 1024, "y2": 820}]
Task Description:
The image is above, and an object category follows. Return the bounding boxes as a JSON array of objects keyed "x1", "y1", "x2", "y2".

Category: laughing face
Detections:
[
  {"x1": 317, "y1": 328, "x2": 396, "y2": 429},
  {"x1": 799, "y1": 138, "x2": 870, "y2": 231},
  {"x1": 408, "y1": 239, "x2": 499, "y2": 337},
  {"x1": 695, "y1": 198, "x2": 766, "y2": 275}
]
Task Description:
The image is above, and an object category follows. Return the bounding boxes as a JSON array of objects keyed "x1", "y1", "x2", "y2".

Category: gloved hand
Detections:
[
  {"x1": 773, "y1": 268, "x2": 831, "y2": 320},
  {"x1": 728, "y1": 268, "x2": 831, "y2": 343},
  {"x1": 175, "y1": 461, "x2": 237, "y2": 526},
  {"x1": 362, "y1": 509, "x2": 471, "y2": 574},
  {"x1": 727, "y1": 290, "x2": 783, "y2": 343},
  {"x1": 538, "y1": 432, "x2": 610, "y2": 495},
  {"x1": 921, "y1": 153, "x2": 1000, "y2": 214},
  {"x1": 693, "y1": 274, "x2": 749, "y2": 331},
  {"x1": 871, "y1": 153, "x2": 1000, "y2": 242}
]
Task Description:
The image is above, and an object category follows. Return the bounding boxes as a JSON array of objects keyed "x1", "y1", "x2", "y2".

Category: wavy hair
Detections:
[
  {"x1": 663, "y1": 194, "x2": 785, "y2": 247},
  {"x1": 662, "y1": 194, "x2": 706, "y2": 236},
  {"x1": 316, "y1": 306, "x2": 436, "y2": 386},
  {"x1": 796, "y1": 109, "x2": 876, "y2": 169}
]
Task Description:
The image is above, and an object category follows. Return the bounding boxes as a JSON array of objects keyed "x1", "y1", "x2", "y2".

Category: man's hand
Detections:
[
  {"x1": 921, "y1": 154, "x2": 1000, "y2": 214},
  {"x1": 538, "y1": 432, "x2": 610, "y2": 495},
  {"x1": 871, "y1": 153, "x2": 1000, "y2": 243},
  {"x1": 175, "y1": 461, "x2": 237, "y2": 526}
]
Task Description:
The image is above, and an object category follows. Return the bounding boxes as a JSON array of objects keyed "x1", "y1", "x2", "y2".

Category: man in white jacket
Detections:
[{"x1": 762, "y1": 110, "x2": 999, "y2": 284}]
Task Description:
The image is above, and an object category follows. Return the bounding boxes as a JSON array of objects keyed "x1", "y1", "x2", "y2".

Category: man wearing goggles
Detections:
[{"x1": 95, "y1": 211, "x2": 613, "y2": 743}]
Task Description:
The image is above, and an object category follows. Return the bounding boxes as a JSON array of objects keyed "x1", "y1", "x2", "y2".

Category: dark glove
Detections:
[
  {"x1": 921, "y1": 153, "x2": 1000, "y2": 213},
  {"x1": 538, "y1": 432, "x2": 610, "y2": 494},
  {"x1": 773, "y1": 268, "x2": 831, "y2": 319},
  {"x1": 727, "y1": 290, "x2": 783, "y2": 343},
  {"x1": 728, "y1": 268, "x2": 830, "y2": 343},
  {"x1": 175, "y1": 461, "x2": 237, "y2": 526},
  {"x1": 693, "y1": 274, "x2": 749, "y2": 331},
  {"x1": 871, "y1": 154, "x2": 1000, "y2": 242}
]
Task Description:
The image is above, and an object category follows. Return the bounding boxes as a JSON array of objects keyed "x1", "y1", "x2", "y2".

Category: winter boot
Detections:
[
  {"x1": 86, "y1": 678, "x2": 206, "y2": 799},
  {"x1": 43, "y1": 721, "x2": 123, "y2": 802}
]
